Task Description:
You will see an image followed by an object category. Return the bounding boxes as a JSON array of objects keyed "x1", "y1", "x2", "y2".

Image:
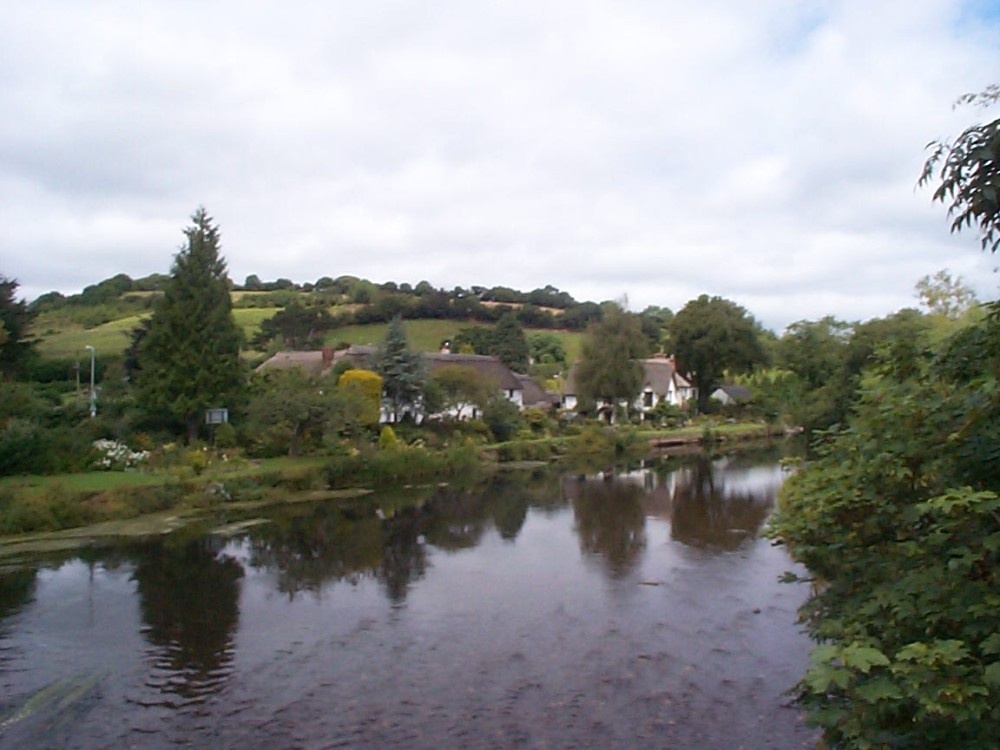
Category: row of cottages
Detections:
[
  {"x1": 561, "y1": 354, "x2": 696, "y2": 420},
  {"x1": 256, "y1": 345, "x2": 556, "y2": 421}
]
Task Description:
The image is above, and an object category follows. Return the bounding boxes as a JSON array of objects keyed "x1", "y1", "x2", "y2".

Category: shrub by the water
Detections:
[{"x1": 326, "y1": 443, "x2": 481, "y2": 488}]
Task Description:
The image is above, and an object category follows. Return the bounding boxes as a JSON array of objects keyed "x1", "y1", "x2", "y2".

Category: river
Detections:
[{"x1": 0, "y1": 446, "x2": 818, "y2": 749}]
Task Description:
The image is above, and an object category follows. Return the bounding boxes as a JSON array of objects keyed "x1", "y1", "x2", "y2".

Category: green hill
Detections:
[{"x1": 32, "y1": 304, "x2": 585, "y2": 363}]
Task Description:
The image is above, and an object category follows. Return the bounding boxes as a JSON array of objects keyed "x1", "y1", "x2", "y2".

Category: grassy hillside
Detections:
[
  {"x1": 35, "y1": 308, "x2": 283, "y2": 359},
  {"x1": 33, "y1": 306, "x2": 586, "y2": 363}
]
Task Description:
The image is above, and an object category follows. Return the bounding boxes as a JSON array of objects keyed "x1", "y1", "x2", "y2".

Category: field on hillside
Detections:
[
  {"x1": 324, "y1": 320, "x2": 583, "y2": 361},
  {"x1": 34, "y1": 310, "x2": 586, "y2": 363},
  {"x1": 35, "y1": 308, "x2": 282, "y2": 359}
]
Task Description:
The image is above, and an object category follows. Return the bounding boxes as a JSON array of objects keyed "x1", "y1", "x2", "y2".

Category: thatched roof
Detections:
[
  {"x1": 255, "y1": 350, "x2": 330, "y2": 375},
  {"x1": 258, "y1": 346, "x2": 524, "y2": 392},
  {"x1": 424, "y1": 352, "x2": 523, "y2": 390}
]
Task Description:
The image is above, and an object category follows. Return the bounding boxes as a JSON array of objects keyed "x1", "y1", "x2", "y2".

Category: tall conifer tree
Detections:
[
  {"x1": 373, "y1": 316, "x2": 425, "y2": 422},
  {"x1": 136, "y1": 208, "x2": 243, "y2": 440},
  {"x1": 0, "y1": 276, "x2": 35, "y2": 377}
]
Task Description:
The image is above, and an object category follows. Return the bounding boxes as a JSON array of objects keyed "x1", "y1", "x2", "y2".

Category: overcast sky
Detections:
[{"x1": 1, "y1": 1, "x2": 998, "y2": 332}]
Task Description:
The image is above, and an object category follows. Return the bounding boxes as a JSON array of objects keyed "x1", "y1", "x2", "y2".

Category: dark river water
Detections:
[{"x1": 0, "y1": 447, "x2": 818, "y2": 749}]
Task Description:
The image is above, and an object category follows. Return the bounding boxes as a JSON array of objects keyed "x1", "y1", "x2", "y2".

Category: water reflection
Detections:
[
  {"x1": 131, "y1": 537, "x2": 243, "y2": 704},
  {"x1": 0, "y1": 569, "x2": 36, "y2": 679},
  {"x1": 668, "y1": 457, "x2": 775, "y2": 550},
  {"x1": 564, "y1": 452, "x2": 781, "y2": 567},
  {"x1": 0, "y1": 568, "x2": 36, "y2": 622},
  {"x1": 0, "y1": 446, "x2": 817, "y2": 749},
  {"x1": 564, "y1": 475, "x2": 647, "y2": 578},
  {"x1": 247, "y1": 504, "x2": 385, "y2": 596},
  {"x1": 242, "y1": 473, "x2": 557, "y2": 603}
]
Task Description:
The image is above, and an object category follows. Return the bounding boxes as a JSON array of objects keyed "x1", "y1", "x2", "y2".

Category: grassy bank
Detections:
[
  {"x1": 0, "y1": 456, "x2": 330, "y2": 537},
  {"x1": 0, "y1": 421, "x2": 774, "y2": 542}
]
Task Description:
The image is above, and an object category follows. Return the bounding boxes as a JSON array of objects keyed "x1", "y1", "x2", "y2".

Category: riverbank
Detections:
[{"x1": 0, "y1": 420, "x2": 781, "y2": 543}]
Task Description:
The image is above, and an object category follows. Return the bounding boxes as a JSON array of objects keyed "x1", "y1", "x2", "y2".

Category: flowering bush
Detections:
[{"x1": 92, "y1": 439, "x2": 150, "y2": 471}]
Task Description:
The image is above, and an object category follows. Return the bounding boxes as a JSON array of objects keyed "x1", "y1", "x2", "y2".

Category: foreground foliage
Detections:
[{"x1": 770, "y1": 307, "x2": 1000, "y2": 748}]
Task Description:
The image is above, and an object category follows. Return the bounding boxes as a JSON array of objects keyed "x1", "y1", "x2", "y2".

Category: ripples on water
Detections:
[{"x1": 0, "y1": 448, "x2": 818, "y2": 749}]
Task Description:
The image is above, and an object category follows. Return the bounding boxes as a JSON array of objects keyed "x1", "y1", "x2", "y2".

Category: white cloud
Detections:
[{"x1": 1, "y1": 0, "x2": 997, "y2": 331}]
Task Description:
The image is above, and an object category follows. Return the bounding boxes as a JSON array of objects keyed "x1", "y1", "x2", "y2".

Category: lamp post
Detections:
[{"x1": 85, "y1": 345, "x2": 96, "y2": 418}]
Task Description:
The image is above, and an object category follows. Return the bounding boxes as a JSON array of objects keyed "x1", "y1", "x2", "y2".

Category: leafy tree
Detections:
[
  {"x1": 777, "y1": 316, "x2": 850, "y2": 391},
  {"x1": 337, "y1": 369, "x2": 382, "y2": 427},
  {"x1": 526, "y1": 284, "x2": 576, "y2": 308},
  {"x1": 770, "y1": 311, "x2": 1000, "y2": 748},
  {"x1": 914, "y1": 269, "x2": 978, "y2": 318},
  {"x1": 575, "y1": 304, "x2": 648, "y2": 417},
  {"x1": 481, "y1": 393, "x2": 523, "y2": 442},
  {"x1": 514, "y1": 303, "x2": 556, "y2": 329},
  {"x1": 561, "y1": 301, "x2": 603, "y2": 331},
  {"x1": 671, "y1": 295, "x2": 768, "y2": 411},
  {"x1": 251, "y1": 300, "x2": 334, "y2": 350},
  {"x1": 426, "y1": 364, "x2": 493, "y2": 419},
  {"x1": 244, "y1": 368, "x2": 330, "y2": 455},
  {"x1": 79, "y1": 273, "x2": 133, "y2": 305},
  {"x1": 373, "y1": 316, "x2": 425, "y2": 422},
  {"x1": 452, "y1": 325, "x2": 494, "y2": 355},
  {"x1": 449, "y1": 315, "x2": 530, "y2": 370},
  {"x1": 771, "y1": 102, "x2": 1000, "y2": 747},
  {"x1": 0, "y1": 275, "x2": 36, "y2": 377},
  {"x1": 639, "y1": 305, "x2": 674, "y2": 350},
  {"x1": 135, "y1": 208, "x2": 244, "y2": 441},
  {"x1": 920, "y1": 85, "x2": 1000, "y2": 254},
  {"x1": 491, "y1": 312, "x2": 530, "y2": 371},
  {"x1": 527, "y1": 332, "x2": 566, "y2": 366}
]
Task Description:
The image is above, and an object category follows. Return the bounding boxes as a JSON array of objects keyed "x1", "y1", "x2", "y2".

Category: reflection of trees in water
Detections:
[
  {"x1": 244, "y1": 472, "x2": 563, "y2": 604},
  {"x1": 0, "y1": 568, "x2": 37, "y2": 623},
  {"x1": 248, "y1": 504, "x2": 384, "y2": 597},
  {"x1": 0, "y1": 568, "x2": 37, "y2": 671},
  {"x1": 131, "y1": 538, "x2": 243, "y2": 703},
  {"x1": 565, "y1": 475, "x2": 647, "y2": 579},
  {"x1": 668, "y1": 457, "x2": 773, "y2": 550},
  {"x1": 378, "y1": 507, "x2": 429, "y2": 604}
]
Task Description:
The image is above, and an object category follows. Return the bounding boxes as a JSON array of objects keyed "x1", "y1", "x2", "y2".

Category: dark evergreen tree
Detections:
[
  {"x1": 0, "y1": 275, "x2": 36, "y2": 377},
  {"x1": 491, "y1": 312, "x2": 530, "y2": 371},
  {"x1": 373, "y1": 316, "x2": 425, "y2": 422},
  {"x1": 575, "y1": 304, "x2": 648, "y2": 417},
  {"x1": 135, "y1": 208, "x2": 244, "y2": 440},
  {"x1": 251, "y1": 300, "x2": 334, "y2": 350},
  {"x1": 671, "y1": 295, "x2": 768, "y2": 411},
  {"x1": 452, "y1": 325, "x2": 494, "y2": 354}
]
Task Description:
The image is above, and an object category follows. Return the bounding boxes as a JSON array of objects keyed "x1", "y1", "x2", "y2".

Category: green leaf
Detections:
[
  {"x1": 844, "y1": 645, "x2": 891, "y2": 673},
  {"x1": 984, "y1": 662, "x2": 1000, "y2": 687},
  {"x1": 809, "y1": 644, "x2": 840, "y2": 665},
  {"x1": 855, "y1": 677, "x2": 903, "y2": 703},
  {"x1": 981, "y1": 633, "x2": 1000, "y2": 656}
]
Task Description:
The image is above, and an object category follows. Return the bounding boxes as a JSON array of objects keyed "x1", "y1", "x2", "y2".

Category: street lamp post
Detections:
[{"x1": 85, "y1": 345, "x2": 96, "y2": 418}]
